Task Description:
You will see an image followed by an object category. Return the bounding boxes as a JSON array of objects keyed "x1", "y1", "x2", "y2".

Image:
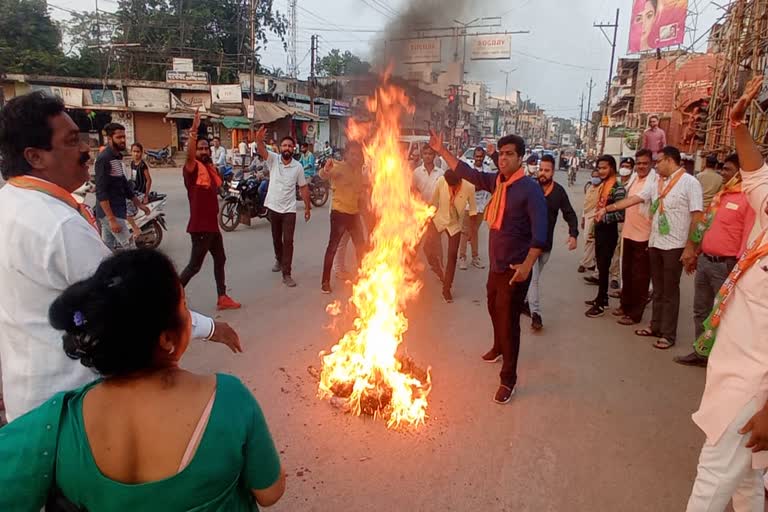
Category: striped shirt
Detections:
[{"x1": 637, "y1": 168, "x2": 704, "y2": 250}]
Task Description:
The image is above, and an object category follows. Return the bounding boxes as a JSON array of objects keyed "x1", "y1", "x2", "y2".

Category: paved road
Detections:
[{"x1": 114, "y1": 169, "x2": 710, "y2": 510}]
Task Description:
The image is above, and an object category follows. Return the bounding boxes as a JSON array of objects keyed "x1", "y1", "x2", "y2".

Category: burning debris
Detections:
[{"x1": 318, "y1": 76, "x2": 434, "y2": 429}]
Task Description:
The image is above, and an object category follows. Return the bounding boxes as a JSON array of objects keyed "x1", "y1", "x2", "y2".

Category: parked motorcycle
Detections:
[
  {"x1": 146, "y1": 146, "x2": 176, "y2": 167},
  {"x1": 219, "y1": 175, "x2": 268, "y2": 232},
  {"x1": 218, "y1": 165, "x2": 236, "y2": 199},
  {"x1": 133, "y1": 193, "x2": 168, "y2": 249}
]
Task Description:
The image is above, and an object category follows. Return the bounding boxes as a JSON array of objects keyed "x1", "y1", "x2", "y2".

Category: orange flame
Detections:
[{"x1": 318, "y1": 79, "x2": 434, "y2": 428}]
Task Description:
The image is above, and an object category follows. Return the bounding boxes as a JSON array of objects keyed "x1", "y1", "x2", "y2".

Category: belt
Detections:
[{"x1": 703, "y1": 253, "x2": 738, "y2": 264}]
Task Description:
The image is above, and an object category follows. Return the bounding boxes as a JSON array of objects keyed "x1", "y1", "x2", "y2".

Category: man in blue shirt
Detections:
[
  {"x1": 299, "y1": 143, "x2": 316, "y2": 179},
  {"x1": 429, "y1": 131, "x2": 548, "y2": 405}
]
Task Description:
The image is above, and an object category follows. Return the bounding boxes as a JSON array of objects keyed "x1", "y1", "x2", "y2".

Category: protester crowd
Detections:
[{"x1": 0, "y1": 76, "x2": 767, "y2": 511}]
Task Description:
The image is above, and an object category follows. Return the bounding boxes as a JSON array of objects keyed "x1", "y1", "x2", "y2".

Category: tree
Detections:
[
  {"x1": 317, "y1": 49, "x2": 371, "y2": 77},
  {"x1": 0, "y1": 0, "x2": 66, "y2": 74}
]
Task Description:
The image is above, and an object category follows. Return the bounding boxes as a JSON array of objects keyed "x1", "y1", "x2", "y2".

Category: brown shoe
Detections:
[
  {"x1": 617, "y1": 316, "x2": 638, "y2": 326},
  {"x1": 611, "y1": 308, "x2": 625, "y2": 317}
]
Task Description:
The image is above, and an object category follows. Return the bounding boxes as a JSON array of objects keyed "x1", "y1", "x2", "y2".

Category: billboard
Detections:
[
  {"x1": 628, "y1": 0, "x2": 688, "y2": 53},
  {"x1": 211, "y1": 84, "x2": 243, "y2": 104},
  {"x1": 404, "y1": 38, "x2": 441, "y2": 64},
  {"x1": 127, "y1": 87, "x2": 170, "y2": 112},
  {"x1": 471, "y1": 35, "x2": 512, "y2": 61}
]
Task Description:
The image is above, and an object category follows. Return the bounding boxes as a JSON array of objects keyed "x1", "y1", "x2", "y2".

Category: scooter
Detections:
[
  {"x1": 133, "y1": 193, "x2": 168, "y2": 249},
  {"x1": 146, "y1": 146, "x2": 176, "y2": 167}
]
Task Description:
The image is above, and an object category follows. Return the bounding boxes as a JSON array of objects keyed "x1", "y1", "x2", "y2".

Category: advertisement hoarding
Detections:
[
  {"x1": 404, "y1": 38, "x2": 441, "y2": 64},
  {"x1": 172, "y1": 58, "x2": 194, "y2": 72},
  {"x1": 470, "y1": 35, "x2": 512, "y2": 61},
  {"x1": 166, "y1": 70, "x2": 209, "y2": 84},
  {"x1": 126, "y1": 87, "x2": 170, "y2": 112},
  {"x1": 211, "y1": 84, "x2": 243, "y2": 104},
  {"x1": 628, "y1": 0, "x2": 688, "y2": 53}
]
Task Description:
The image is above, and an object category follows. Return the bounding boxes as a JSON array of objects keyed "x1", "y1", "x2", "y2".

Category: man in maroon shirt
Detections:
[
  {"x1": 642, "y1": 115, "x2": 667, "y2": 161},
  {"x1": 179, "y1": 110, "x2": 241, "y2": 310}
]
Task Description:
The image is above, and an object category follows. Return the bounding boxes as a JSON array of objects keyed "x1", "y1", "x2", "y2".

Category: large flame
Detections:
[{"x1": 318, "y1": 79, "x2": 434, "y2": 428}]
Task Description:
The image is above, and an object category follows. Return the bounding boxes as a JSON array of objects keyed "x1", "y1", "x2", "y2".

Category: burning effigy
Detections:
[{"x1": 318, "y1": 77, "x2": 434, "y2": 429}]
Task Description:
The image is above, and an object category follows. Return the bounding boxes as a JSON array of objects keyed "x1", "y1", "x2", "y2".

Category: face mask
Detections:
[
  {"x1": 590, "y1": 177, "x2": 603, "y2": 186},
  {"x1": 619, "y1": 168, "x2": 632, "y2": 177}
]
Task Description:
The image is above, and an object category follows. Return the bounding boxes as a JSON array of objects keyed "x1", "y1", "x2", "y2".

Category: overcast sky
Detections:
[{"x1": 58, "y1": 0, "x2": 723, "y2": 120}]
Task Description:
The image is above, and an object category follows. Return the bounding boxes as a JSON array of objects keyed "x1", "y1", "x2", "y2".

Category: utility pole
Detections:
[
  {"x1": 578, "y1": 91, "x2": 585, "y2": 147},
  {"x1": 594, "y1": 8, "x2": 619, "y2": 154},
  {"x1": 249, "y1": 0, "x2": 255, "y2": 139},
  {"x1": 309, "y1": 35, "x2": 317, "y2": 114}
]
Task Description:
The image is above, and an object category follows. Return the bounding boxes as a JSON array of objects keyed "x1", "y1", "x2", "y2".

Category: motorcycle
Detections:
[
  {"x1": 133, "y1": 192, "x2": 168, "y2": 249},
  {"x1": 218, "y1": 165, "x2": 236, "y2": 199},
  {"x1": 146, "y1": 146, "x2": 176, "y2": 167},
  {"x1": 296, "y1": 174, "x2": 329, "y2": 208},
  {"x1": 219, "y1": 175, "x2": 269, "y2": 232}
]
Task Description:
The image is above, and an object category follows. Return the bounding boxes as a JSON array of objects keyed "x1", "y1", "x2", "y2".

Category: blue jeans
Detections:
[
  {"x1": 526, "y1": 252, "x2": 551, "y2": 315},
  {"x1": 100, "y1": 217, "x2": 134, "y2": 251}
]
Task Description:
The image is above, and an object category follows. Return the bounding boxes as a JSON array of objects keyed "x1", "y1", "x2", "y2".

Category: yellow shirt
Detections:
[
  {"x1": 583, "y1": 183, "x2": 600, "y2": 217},
  {"x1": 323, "y1": 161, "x2": 364, "y2": 215},
  {"x1": 431, "y1": 177, "x2": 477, "y2": 236}
]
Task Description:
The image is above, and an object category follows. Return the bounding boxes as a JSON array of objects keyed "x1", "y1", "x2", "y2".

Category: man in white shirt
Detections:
[
  {"x1": 211, "y1": 136, "x2": 227, "y2": 171},
  {"x1": 599, "y1": 145, "x2": 703, "y2": 349},
  {"x1": 459, "y1": 146, "x2": 492, "y2": 270},
  {"x1": 413, "y1": 144, "x2": 446, "y2": 280},
  {"x1": 256, "y1": 128, "x2": 311, "y2": 288},
  {"x1": 0, "y1": 92, "x2": 242, "y2": 423},
  {"x1": 238, "y1": 138, "x2": 248, "y2": 170},
  {"x1": 685, "y1": 75, "x2": 768, "y2": 512}
]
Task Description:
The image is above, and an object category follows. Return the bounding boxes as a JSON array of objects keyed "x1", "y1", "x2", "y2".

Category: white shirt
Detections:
[
  {"x1": 412, "y1": 164, "x2": 445, "y2": 203},
  {"x1": 637, "y1": 168, "x2": 703, "y2": 250},
  {"x1": 264, "y1": 151, "x2": 307, "y2": 214},
  {"x1": 471, "y1": 163, "x2": 493, "y2": 213},
  {"x1": 0, "y1": 181, "x2": 214, "y2": 422},
  {"x1": 692, "y1": 164, "x2": 768, "y2": 456},
  {"x1": 212, "y1": 145, "x2": 227, "y2": 167},
  {"x1": 238, "y1": 141, "x2": 247, "y2": 156},
  {"x1": 249, "y1": 141, "x2": 257, "y2": 156}
]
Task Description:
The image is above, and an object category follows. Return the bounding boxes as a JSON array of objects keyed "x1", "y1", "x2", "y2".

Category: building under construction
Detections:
[{"x1": 704, "y1": 0, "x2": 768, "y2": 156}]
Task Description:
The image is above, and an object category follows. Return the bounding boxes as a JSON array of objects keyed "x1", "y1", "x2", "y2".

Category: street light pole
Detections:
[{"x1": 593, "y1": 8, "x2": 619, "y2": 155}]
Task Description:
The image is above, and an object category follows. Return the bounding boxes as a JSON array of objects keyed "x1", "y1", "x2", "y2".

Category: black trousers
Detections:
[
  {"x1": 180, "y1": 232, "x2": 226, "y2": 296},
  {"x1": 268, "y1": 210, "x2": 297, "y2": 277},
  {"x1": 649, "y1": 247, "x2": 685, "y2": 341},
  {"x1": 594, "y1": 222, "x2": 619, "y2": 306},
  {"x1": 442, "y1": 231, "x2": 462, "y2": 293},
  {"x1": 487, "y1": 270, "x2": 532, "y2": 388},
  {"x1": 322, "y1": 211, "x2": 366, "y2": 284},
  {"x1": 620, "y1": 238, "x2": 651, "y2": 323}
]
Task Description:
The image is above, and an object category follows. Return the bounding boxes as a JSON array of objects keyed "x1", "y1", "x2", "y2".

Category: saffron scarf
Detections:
[
  {"x1": 8, "y1": 176, "x2": 98, "y2": 232},
  {"x1": 596, "y1": 176, "x2": 617, "y2": 210},
  {"x1": 195, "y1": 161, "x2": 223, "y2": 190},
  {"x1": 695, "y1": 229, "x2": 768, "y2": 357},
  {"x1": 690, "y1": 175, "x2": 743, "y2": 243},
  {"x1": 484, "y1": 168, "x2": 525, "y2": 231}
]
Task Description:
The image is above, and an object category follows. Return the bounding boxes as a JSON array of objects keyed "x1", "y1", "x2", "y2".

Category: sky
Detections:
[{"x1": 56, "y1": 0, "x2": 724, "y2": 121}]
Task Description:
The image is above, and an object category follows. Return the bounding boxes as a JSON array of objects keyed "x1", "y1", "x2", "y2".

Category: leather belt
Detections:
[{"x1": 703, "y1": 253, "x2": 738, "y2": 264}]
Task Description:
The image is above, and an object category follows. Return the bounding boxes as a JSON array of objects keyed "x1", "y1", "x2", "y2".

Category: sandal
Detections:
[
  {"x1": 635, "y1": 328, "x2": 658, "y2": 337},
  {"x1": 618, "y1": 316, "x2": 638, "y2": 326},
  {"x1": 653, "y1": 337, "x2": 675, "y2": 350}
]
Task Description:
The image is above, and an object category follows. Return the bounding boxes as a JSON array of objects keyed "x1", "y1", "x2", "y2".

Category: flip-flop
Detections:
[
  {"x1": 653, "y1": 338, "x2": 675, "y2": 350},
  {"x1": 618, "y1": 316, "x2": 637, "y2": 326},
  {"x1": 635, "y1": 328, "x2": 658, "y2": 337}
]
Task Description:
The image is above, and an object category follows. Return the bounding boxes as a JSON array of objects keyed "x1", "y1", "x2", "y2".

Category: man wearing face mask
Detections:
[
  {"x1": 430, "y1": 168, "x2": 477, "y2": 303},
  {"x1": 257, "y1": 129, "x2": 311, "y2": 288},
  {"x1": 605, "y1": 158, "x2": 636, "y2": 295},
  {"x1": 579, "y1": 170, "x2": 603, "y2": 274},
  {"x1": 179, "y1": 110, "x2": 241, "y2": 311},
  {"x1": 94, "y1": 122, "x2": 150, "y2": 250},
  {"x1": 524, "y1": 154, "x2": 579, "y2": 330}
]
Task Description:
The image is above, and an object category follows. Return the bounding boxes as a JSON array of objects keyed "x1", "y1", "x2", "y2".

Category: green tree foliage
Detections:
[
  {"x1": 317, "y1": 49, "x2": 371, "y2": 77},
  {"x1": 0, "y1": 0, "x2": 66, "y2": 74}
]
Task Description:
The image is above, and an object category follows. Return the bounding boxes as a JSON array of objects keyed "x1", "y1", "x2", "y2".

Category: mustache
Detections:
[{"x1": 79, "y1": 152, "x2": 91, "y2": 165}]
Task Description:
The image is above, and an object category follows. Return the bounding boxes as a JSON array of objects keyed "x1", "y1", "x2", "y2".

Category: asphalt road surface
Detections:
[{"x1": 14, "y1": 168, "x2": 718, "y2": 510}]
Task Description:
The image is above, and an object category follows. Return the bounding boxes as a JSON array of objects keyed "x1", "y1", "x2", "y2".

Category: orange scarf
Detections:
[
  {"x1": 8, "y1": 176, "x2": 98, "y2": 232},
  {"x1": 542, "y1": 181, "x2": 555, "y2": 197},
  {"x1": 656, "y1": 168, "x2": 685, "y2": 215},
  {"x1": 484, "y1": 168, "x2": 525, "y2": 231},
  {"x1": 596, "y1": 176, "x2": 617, "y2": 210},
  {"x1": 195, "y1": 161, "x2": 223, "y2": 190},
  {"x1": 691, "y1": 175, "x2": 743, "y2": 243}
]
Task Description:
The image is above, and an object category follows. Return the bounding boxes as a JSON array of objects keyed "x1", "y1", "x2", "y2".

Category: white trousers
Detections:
[{"x1": 686, "y1": 397, "x2": 765, "y2": 512}]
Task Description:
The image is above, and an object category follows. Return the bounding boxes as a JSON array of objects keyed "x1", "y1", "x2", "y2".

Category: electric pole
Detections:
[
  {"x1": 578, "y1": 91, "x2": 585, "y2": 147},
  {"x1": 310, "y1": 35, "x2": 317, "y2": 114},
  {"x1": 249, "y1": 0, "x2": 255, "y2": 139},
  {"x1": 594, "y1": 8, "x2": 619, "y2": 155}
]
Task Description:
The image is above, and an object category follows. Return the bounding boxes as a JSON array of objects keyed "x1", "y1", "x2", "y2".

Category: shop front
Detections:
[{"x1": 127, "y1": 87, "x2": 173, "y2": 151}]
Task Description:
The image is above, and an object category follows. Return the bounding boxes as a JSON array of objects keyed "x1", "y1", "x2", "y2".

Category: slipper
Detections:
[
  {"x1": 618, "y1": 316, "x2": 638, "y2": 326},
  {"x1": 635, "y1": 328, "x2": 658, "y2": 337},
  {"x1": 653, "y1": 338, "x2": 675, "y2": 350}
]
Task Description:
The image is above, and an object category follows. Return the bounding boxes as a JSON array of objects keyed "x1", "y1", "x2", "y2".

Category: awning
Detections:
[
  {"x1": 281, "y1": 105, "x2": 321, "y2": 121},
  {"x1": 249, "y1": 101, "x2": 291, "y2": 124},
  {"x1": 221, "y1": 116, "x2": 252, "y2": 130},
  {"x1": 165, "y1": 110, "x2": 222, "y2": 120}
]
